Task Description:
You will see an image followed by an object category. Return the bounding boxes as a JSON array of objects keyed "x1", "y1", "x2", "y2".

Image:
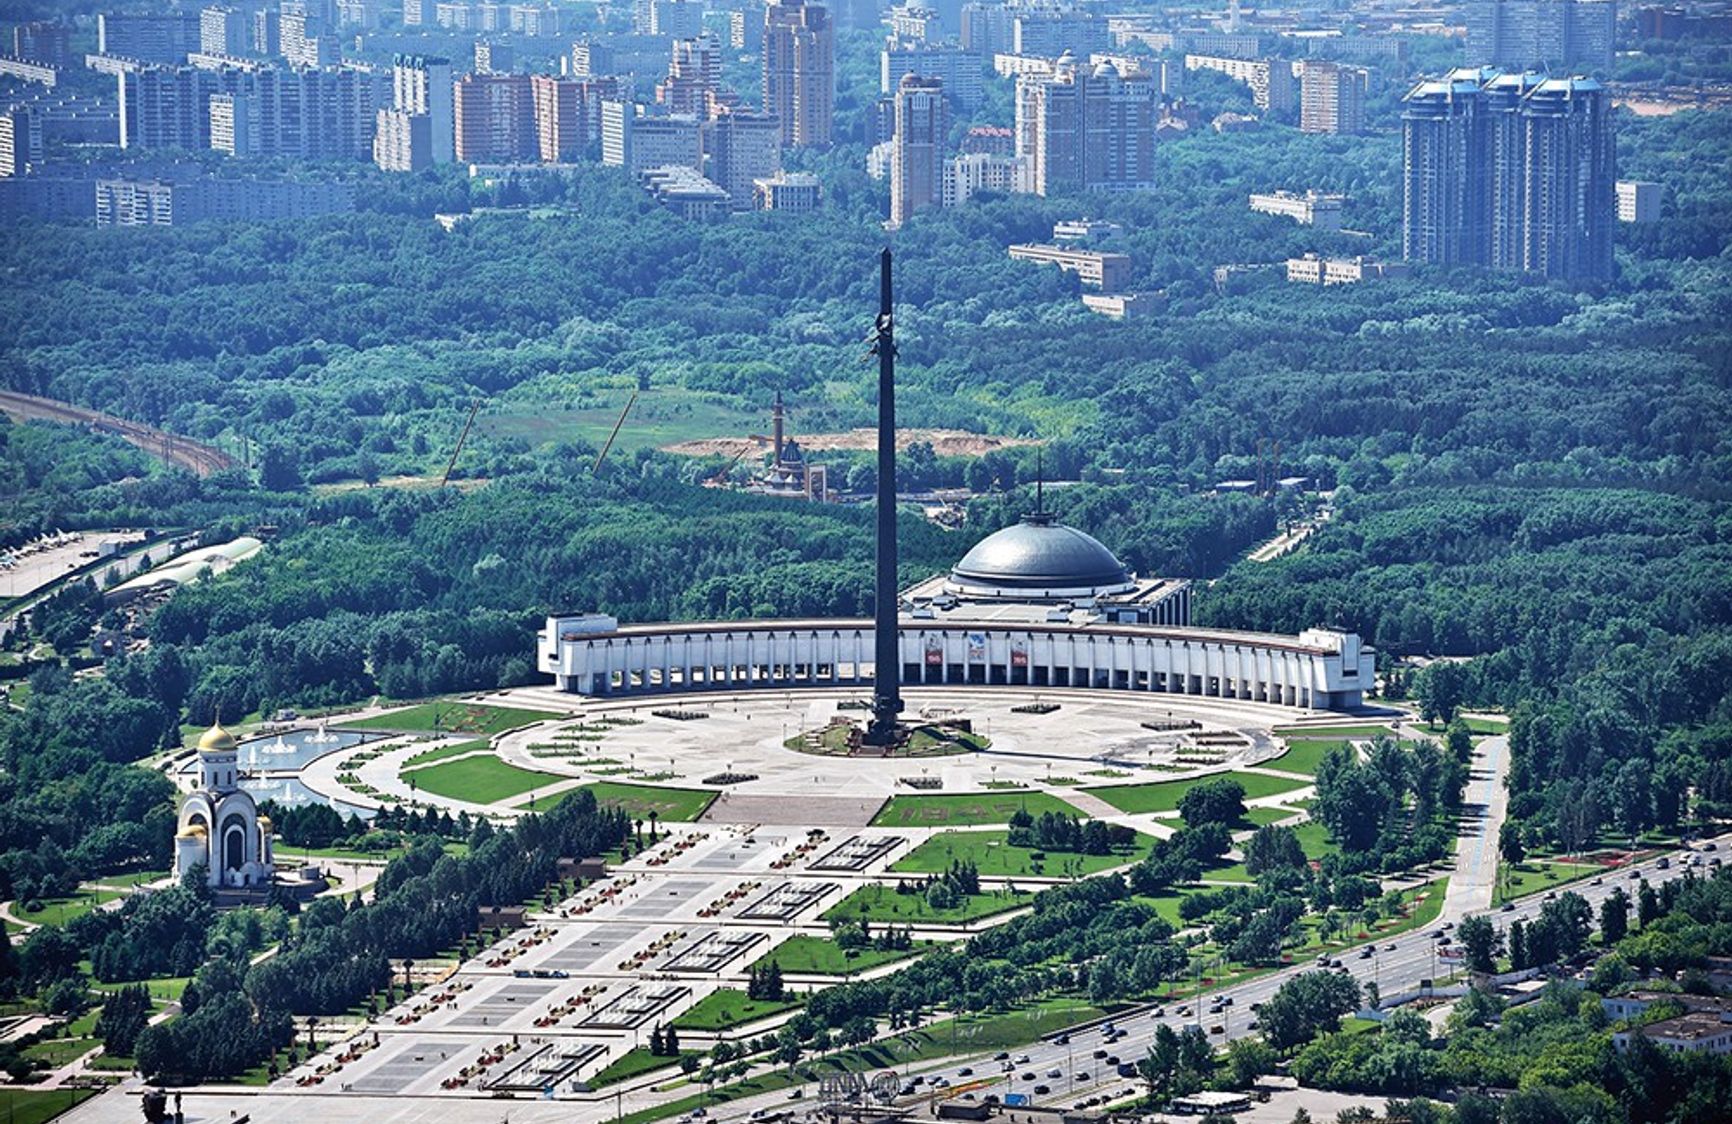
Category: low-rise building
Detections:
[
  {"x1": 1613, "y1": 1012, "x2": 1732, "y2": 1055},
  {"x1": 641, "y1": 163, "x2": 730, "y2": 220},
  {"x1": 1053, "y1": 218, "x2": 1123, "y2": 244},
  {"x1": 941, "y1": 152, "x2": 1029, "y2": 206},
  {"x1": 1008, "y1": 243, "x2": 1133, "y2": 291},
  {"x1": 1286, "y1": 253, "x2": 1408, "y2": 284},
  {"x1": 753, "y1": 170, "x2": 820, "y2": 211},
  {"x1": 95, "y1": 176, "x2": 353, "y2": 225},
  {"x1": 1081, "y1": 291, "x2": 1161, "y2": 318},
  {"x1": 1250, "y1": 189, "x2": 1344, "y2": 229}
]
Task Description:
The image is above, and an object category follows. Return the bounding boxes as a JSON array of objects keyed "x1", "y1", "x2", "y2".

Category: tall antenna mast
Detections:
[{"x1": 867, "y1": 248, "x2": 903, "y2": 745}]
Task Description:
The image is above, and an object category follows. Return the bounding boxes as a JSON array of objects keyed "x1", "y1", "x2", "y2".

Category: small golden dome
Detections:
[
  {"x1": 197, "y1": 722, "x2": 237, "y2": 754},
  {"x1": 176, "y1": 824, "x2": 208, "y2": 839}
]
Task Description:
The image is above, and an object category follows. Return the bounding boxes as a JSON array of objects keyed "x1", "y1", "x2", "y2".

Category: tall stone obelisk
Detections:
[{"x1": 867, "y1": 248, "x2": 903, "y2": 745}]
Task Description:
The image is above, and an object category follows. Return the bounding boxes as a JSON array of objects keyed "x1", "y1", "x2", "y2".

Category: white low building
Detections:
[{"x1": 539, "y1": 514, "x2": 1375, "y2": 710}]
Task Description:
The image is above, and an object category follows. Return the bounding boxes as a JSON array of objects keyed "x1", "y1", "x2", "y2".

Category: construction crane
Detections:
[
  {"x1": 441, "y1": 401, "x2": 481, "y2": 487},
  {"x1": 704, "y1": 445, "x2": 752, "y2": 487},
  {"x1": 592, "y1": 390, "x2": 638, "y2": 475}
]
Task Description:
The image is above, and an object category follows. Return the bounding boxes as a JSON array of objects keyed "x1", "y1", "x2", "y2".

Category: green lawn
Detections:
[
  {"x1": 1271, "y1": 725, "x2": 1394, "y2": 740},
  {"x1": 891, "y1": 829, "x2": 1156, "y2": 879},
  {"x1": 671, "y1": 988, "x2": 802, "y2": 1031},
  {"x1": 402, "y1": 753, "x2": 566, "y2": 804},
  {"x1": 613, "y1": 997, "x2": 1109, "y2": 1124},
  {"x1": 821, "y1": 883, "x2": 1033, "y2": 925},
  {"x1": 403, "y1": 738, "x2": 491, "y2": 769},
  {"x1": 0, "y1": 1089, "x2": 98, "y2": 1124},
  {"x1": 561, "y1": 781, "x2": 717, "y2": 822},
  {"x1": 588, "y1": 1047, "x2": 696, "y2": 1088},
  {"x1": 1416, "y1": 716, "x2": 1509, "y2": 736},
  {"x1": 342, "y1": 701, "x2": 559, "y2": 736},
  {"x1": 22, "y1": 1036, "x2": 99, "y2": 1067},
  {"x1": 91, "y1": 869, "x2": 170, "y2": 890},
  {"x1": 870, "y1": 791, "x2": 1087, "y2": 828},
  {"x1": 1495, "y1": 859, "x2": 1603, "y2": 905},
  {"x1": 753, "y1": 935, "x2": 929, "y2": 976},
  {"x1": 1266, "y1": 739, "x2": 1357, "y2": 777},
  {"x1": 1207, "y1": 819, "x2": 1339, "y2": 884},
  {"x1": 16, "y1": 889, "x2": 123, "y2": 927},
  {"x1": 1087, "y1": 772, "x2": 1310, "y2": 815}
]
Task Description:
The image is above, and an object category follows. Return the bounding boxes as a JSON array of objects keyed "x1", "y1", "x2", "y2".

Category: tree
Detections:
[
  {"x1": 1258, "y1": 971, "x2": 1361, "y2": 1051},
  {"x1": 1499, "y1": 823, "x2": 1526, "y2": 866},
  {"x1": 1415, "y1": 662, "x2": 1466, "y2": 724},
  {"x1": 1179, "y1": 779, "x2": 1247, "y2": 828},
  {"x1": 1458, "y1": 915, "x2": 1501, "y2": 974},
  {"x1": 1600, "y1": 887, "x2": 1630, "y2": 945},
  {"x1": 1224, "y1": 1037, "x2": 1275, "y2": 1088},
  {"x1": 258, "y1": 445, "x2": 303, "y2": 492},
  {"x1": 1244, "y1": 825, "x2": 1307, "y2": 876}
]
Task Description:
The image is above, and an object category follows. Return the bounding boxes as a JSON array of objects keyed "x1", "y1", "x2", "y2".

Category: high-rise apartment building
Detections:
[
  {"x1": 763, "y1": 0, "x2": 833, "y2": 148},
  {"x1": 885, "y1": 4, "x2": 943, "y2": 41},
  {"x1": 889, "y1": 74, "x2": 946, "y2": 228},
  {"x1": 881, "y1": 38, "x2": 984, "y2": 110},
  {"x1": 206, "y1": 67, "x2": 387, "y2": 159},
  {"x1": 1464, "y1": 0, "x2": 1614, "y2": 71},
  {"x1": 650, "y1": 0, "x2": 705, "y2": 37},
  {"x1": 280, "y1": 6, "x2": 339, "y2": 68},
  {"x1": 99, "y1": 13, "x2": 201, "y2": 63},
  {"x1": 705, "y1": 109, "x2": 782, "y2": 207},
  {"x1": 1015, "y1": 55, "x2": 1156, "y2": 196},
  {"x1": 601, "y1": 101, "x2": 703, "y2": 173},
  {"x1": 1297, "y1": 60, "x2": 1366, "y2": 135},
  {"x1": 731, "y1": 5, "x2": 766, "y2": 51},
  {"x1": 393, "y1": 54, "x2": 454, "y2": 163},
  {"x1": 659, "y1": 35, "x2": 721, "y2": 116},
  {"x1": 959, "y1": 3, "x2": 1013, "y2": 57},
  {"x1": 530, "y1": 75, "x2": 587, "y2": 162},
  {"x1": 1012, "y1": 8, "x2": 1107, "y2": 58},
  {"x1": 454, "y1": 72, "x2": 536, "y2": 163},
  {"x1": 374, "y1": 107, "x2": 431, "y2": 169},
  {"x1": 0, "y1": 107, "x2": 43, "y2": 176},
  {"x1": 1616, "y1": 179, "x2": 1661, "y2": 222},
  {"x1": 1185, "y1": 54, "x2": 1295, "y2": 113},
  {"x1": 475, "y1": 40, "x2": 514, "y2": 74},
  {"x1": 254, "y1": 9, "x2": 281, "y2": 57},
  {"x1": 201, "y1": 7, "x2": 250, "y2": 57},
  {"x1": 1402, "y1": 68, "x2": 1613, "y2": 282},
  {"x1": 13, "y1": 21, "x2": 72, "y2": 69},
  {"x1": 403, "y1": 0, "x2": 434, "y2": 24}
]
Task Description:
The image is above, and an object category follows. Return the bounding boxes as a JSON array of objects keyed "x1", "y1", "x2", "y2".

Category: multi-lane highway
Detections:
[{"x1": 700, "y1": 828, "x2": 1732, "y2": 1124}]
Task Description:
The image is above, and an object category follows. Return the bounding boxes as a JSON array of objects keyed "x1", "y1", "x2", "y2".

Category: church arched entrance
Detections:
[{"x1": 221, "y1": 812, "x2": 249, "y2": 878}]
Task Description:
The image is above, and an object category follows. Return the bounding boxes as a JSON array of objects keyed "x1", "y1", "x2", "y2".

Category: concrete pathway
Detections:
[{"x1": 1441, "y1": 734, "x2": 1512, "y2": 923}]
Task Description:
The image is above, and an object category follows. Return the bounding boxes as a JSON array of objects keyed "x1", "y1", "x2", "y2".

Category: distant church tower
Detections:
[{"x1": 173, "y1": 722, "x2": 274, "y2": 891}]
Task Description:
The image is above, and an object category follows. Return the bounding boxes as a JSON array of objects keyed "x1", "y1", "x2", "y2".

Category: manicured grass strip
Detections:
[
  {"x1": 871, "y1": 791, "x2": 1087, "y2": 827},
  {"x1": 1086, "y1": 771, "x2": 1309, "y2": 815},
  {"x1": 589, "y1": 1047, "x2": 697, "y2": 1088},
  {"x1": 1266, "y1": 739, "x2": 1356, "y2": 777},
  {"x1": 671, "y1": 988, "x2": 802, "y2": 1031},
  {"x1": 1271, "y1": 725, "x2": 1394, "y2": 740},
  {"x1": 821, "y1": 883, "x2": 1033, "y2": 925},
  {"x1": 1494, "y1": 858, "x2": 1602, "y2": 905},
  {"x1": 404, "y1": 739, "x2": 491, "y2": 769},
  {"x1": 615, "y1": 998, "x2": 1109, "y2": 1124},
  {"x1": 342, "y1": 701, "x2": 558, "y2": 736},
  {"x1": 1415, "y1": 716, "x2": 1509, "y2": 736},
  {"x1": 16, "y1": 890, "x2": 123, "y2": 928},
  {"x1": 752, "y1": 935, "x2": 928, "y2": 976},
  {"x1": 0, "y1": 1089, "x2": 98, "y2": 1124},
  {"x1": 402, "y1": 753, "x2": 566, "y2": 804},
  {"x1": 1240, "y1": 806, "x2": 1300, "y2": 827},
  {"x1": 891, "y1": 829, "x2": 1156, "y2": 879},
  {"x1": 576, "y1": 781, "x2": 716, "y2": 822}
]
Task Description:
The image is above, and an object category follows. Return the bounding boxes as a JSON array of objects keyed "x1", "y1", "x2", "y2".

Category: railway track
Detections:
[{"x1": 0, "y1": 389, "x2": 237, "y2": 477}]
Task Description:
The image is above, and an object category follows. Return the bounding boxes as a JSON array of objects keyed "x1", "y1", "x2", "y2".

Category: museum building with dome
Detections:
[
  {"x1": 539, "y1": 510, "x2": 1375, "y2": 711},
  {"x1": 173, "y1": 722, "x2": 275, "y2": 892}
]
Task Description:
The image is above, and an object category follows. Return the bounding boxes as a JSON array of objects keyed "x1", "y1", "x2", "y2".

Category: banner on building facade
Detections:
[
  {"x1": 1011, "y1": 642, "x2": 1028, "y2": 667},
  {"x1": 967, "y1": 633, "x2": 986, "y2": 661}
]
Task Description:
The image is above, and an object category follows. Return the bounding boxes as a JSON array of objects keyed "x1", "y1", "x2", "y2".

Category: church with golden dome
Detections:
[{"x1": 173, "y1": 721, "x2": 274, "y2": 891}]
